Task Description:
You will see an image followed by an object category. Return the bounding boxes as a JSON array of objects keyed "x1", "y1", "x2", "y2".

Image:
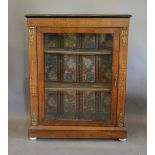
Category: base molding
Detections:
[{"x1": 28, "y1": 125, "x2": 127, "y2": 139}]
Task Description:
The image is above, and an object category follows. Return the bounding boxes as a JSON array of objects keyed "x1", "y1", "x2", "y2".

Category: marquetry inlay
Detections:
[
  {"x1": 117, "y1": 112, "x2": 124, "y2": 127},
  {"x1": 121, "y1": 28, "x2": 128, "y2": 47},
  {"x1": 30, "y1": 60, "x2": 37, "y2": 96},
  {"x1": 28, "y1": 26, "x2": 35, "y2": 47},
  {"x1": 31, "y1": 112, "x2": 37, "y2": 126}
]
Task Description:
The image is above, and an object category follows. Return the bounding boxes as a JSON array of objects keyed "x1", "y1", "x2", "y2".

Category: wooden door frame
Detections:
[{"x1": 36, "y1": 27, "x2": 120, "y2": 127}]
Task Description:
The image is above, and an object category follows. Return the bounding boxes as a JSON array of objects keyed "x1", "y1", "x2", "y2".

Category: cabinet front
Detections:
[{"x1": 37, "y1": 28, "x2": 119, "y2": 127}]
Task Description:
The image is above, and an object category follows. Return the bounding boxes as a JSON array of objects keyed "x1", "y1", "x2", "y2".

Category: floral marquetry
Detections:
[
  {"x1": 44, "y1": 54, "x2": 58, "y2": 81},
  {"x1": 62, "y1": 91, "x2": 77, "y2": 119},
  {"x1": 100, "y1": 55, "x2": 112, "y2": 82},
  {"x1": 81, "y1": 91, "x2": 96, "y2": 120},
  {"x1": 44, "y1": 33, "x2": 61, "y2": 49},
  {"x1": 98, "y1": 34, "x2": 113, "y2": 49},
  {"x1": 64, "y1": 34, "x2": 81, "y2": 48},
  {"x1": 44, "y1": 33, "x2": 113, "y2": 50},
  {"x1": 83, "y1": 92, "x2": 96, "y2": 113},
  {"x1": 45, "y1": 91, "x2": 58, "y2": 120},
  {"x1": 63, "y1": 55, "x2": 76, "y2": 82},
  {"x1": 99, "y1": 92, "x2": 111, "y2": 120},
  {"x1": 83, "y1": 34, "x2": 96, "y2": 48},
  {"x1": 82, "y1": 56, "x2": 95, "y2": 82}
]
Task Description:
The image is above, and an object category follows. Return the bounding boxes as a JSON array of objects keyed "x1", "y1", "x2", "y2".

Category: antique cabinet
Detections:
[{"x1": 25, "y1": 14, "x2": 131, "y2": 140}]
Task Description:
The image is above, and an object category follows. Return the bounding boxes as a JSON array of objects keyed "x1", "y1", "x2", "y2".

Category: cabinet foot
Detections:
[
  {"x1": 29, "y1": 137, "x2": 37, "y2": 141},
  {"x1": 118, "y1": 138, "x2": 127, "y2": 142}
]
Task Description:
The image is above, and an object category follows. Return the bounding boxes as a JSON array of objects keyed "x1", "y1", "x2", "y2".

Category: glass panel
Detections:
[
  {"x1": 81, "y1": 91, "x2": 96, "y2": 120},
  {"x1": 83, "y1": 34, "x2": 96, "y2": 48},
  {"x1": 63, "y1": 55, "x2": 77, "y2": 82},
  {"x1": 82, "y1": 56, "x2": 95, "y2": 82},
  {"x1": 45, "y1": 91, "x2": 58, "y2": 120},
  {"x1": 45, "y1": 91, "x2": 111, "y2": 121},
  {"x1": 44, "y1": 54, "x2": 112, "y2": 83},
  {"x1": 99, "y1": 92, "x2": 111, "y2": 120},
  {"x1": 45, "y1": 91, "x2": 77, "y2": 120},
  {"x1": 44, "y1": 33, "x2": 61, "y2": 49},
  {"x1": 98, "y1": 34, "x2": 113, "y2": 49},
  {"x1": 62, "y1": 91, "x2": 77, "y2": 119},
  {"x1": 64, "y1": 34, "x2": 81, "y2": 48},
  {"x1": 45, "y1": 82, "x2": 111, "y2": 91},
  {"x1": 44, "y1": 33, "x2": 113, "y2": 50},
  {"x1": 100, "y1": 55, "x2": 112, "y2": 82},
  {"x1": 44, "y1": 32, "x2": 113, "y2": 122},
  {"x1": 44, "y1": 54, "x2": 58, "y2": 81}
]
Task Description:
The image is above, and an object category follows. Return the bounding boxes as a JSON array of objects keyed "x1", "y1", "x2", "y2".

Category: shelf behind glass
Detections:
[
  {"x1": 44, "y1": 82, "x2": 111, "y2": 92},
  {"x1": 44, "y1": 48, "x2": 112, "y2": 55}
]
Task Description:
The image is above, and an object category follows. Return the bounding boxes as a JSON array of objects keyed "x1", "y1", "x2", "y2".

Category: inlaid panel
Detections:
[
  {"x1": 44, "y1": 33, "x2": 113, "y2": 50},
  {"x1": 98, "y1": 34, "x2": 113, "y2": 49},
  {"x1": 44, "y1": 91, "x2": 111, "y2": 121},
  {"x1": 62, "y1": 91, "x2": 77, "y2": 119},
  {"x1": 43, "y1": 32, "x2": 113, "y2": 122},
  {"x1": 44, "y1": 33, "x2": 61, "y2": 49},
  {"x1": 63, "y1": 55, "x2": 77, "y2": 82},
  {"x1": 82, "y1": 56, "x2": 95, "y2": 82},
  {"x1": 44, "y1": 54, "x2": 112, "y2": 83},
  {"x1": 83, "y1": 92, "x2": 96, "y2": 113},
  {"x1": 81, "y1": 91, "x2": 96, "y2": 120},
  {"x1": 64, "y1": 34, "x2": 81, "y2": 48},
  {"x1": 99, "y1": 92, "x2": 111, "y2": 120},
  {"x1": 45, "y1": 91, "x2": 59, "y2": 120},
  {"x1": 83, "y1": 34, "x2": 96, "y2": 48},
  {"x1": 44, "y1": 54, "x2": 58, "y2": 81},
  {"x1": 100, "y1": 55, "x2": 112, "y2": 82}
]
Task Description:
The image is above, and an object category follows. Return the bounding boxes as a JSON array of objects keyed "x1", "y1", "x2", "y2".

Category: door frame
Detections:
[{"x1": 37, "y1": 27, "x2": 120, "y2": 127}]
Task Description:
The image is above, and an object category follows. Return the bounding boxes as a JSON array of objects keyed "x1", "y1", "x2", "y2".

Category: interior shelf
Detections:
[
  {"x1": 45, "y1": 82, "x2": 111, "y2": 92},
  {"x1": 44, "y1": 48, "x2": 112, "y2": 55}
]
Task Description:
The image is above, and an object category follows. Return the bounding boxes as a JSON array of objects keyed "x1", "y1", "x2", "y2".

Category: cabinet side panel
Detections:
[
  {"x1": 28, "y1": 26, "x2": 38, "y2": 126},
  {"x1": 117, "y1": 27, "x2": 129, "y2": 127}
]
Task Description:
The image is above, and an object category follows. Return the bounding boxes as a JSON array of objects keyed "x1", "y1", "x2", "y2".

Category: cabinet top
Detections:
[{"x1": 25, "y1": 14, "x2": 132, "y2": 18}]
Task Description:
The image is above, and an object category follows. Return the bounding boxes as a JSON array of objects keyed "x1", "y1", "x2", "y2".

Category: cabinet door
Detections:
[{"x1": 37, "y1": 27, "x2": 119, "y2": 127}]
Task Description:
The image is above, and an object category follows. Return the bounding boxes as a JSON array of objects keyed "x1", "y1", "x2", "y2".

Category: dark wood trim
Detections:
[
  {"x1": 25, "y1": 14, "x2": 132, "y2": 18},
  {"x1": 28, "y1": 126, "x2": 127, "y2": 139}
]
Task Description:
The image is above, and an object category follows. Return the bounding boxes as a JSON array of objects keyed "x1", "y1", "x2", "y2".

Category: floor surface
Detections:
[{"x1": 9, "y1": 98, "x2": 147, "y2": 155}]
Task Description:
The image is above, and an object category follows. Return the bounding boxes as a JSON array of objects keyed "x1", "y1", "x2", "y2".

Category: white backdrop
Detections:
[{"x1": 8, "y1": 0, "x2": 146, "y2": 117}]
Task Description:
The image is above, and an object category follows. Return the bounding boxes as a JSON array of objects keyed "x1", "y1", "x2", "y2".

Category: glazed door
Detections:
[{"x1": 37, "y1": 27, "x2": 119, "y2": 126}]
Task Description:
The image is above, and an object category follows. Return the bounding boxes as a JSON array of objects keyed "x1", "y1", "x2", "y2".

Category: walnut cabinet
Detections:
[{"x1": 25, "y1": 14, "x2": 131, "y2": 140}]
